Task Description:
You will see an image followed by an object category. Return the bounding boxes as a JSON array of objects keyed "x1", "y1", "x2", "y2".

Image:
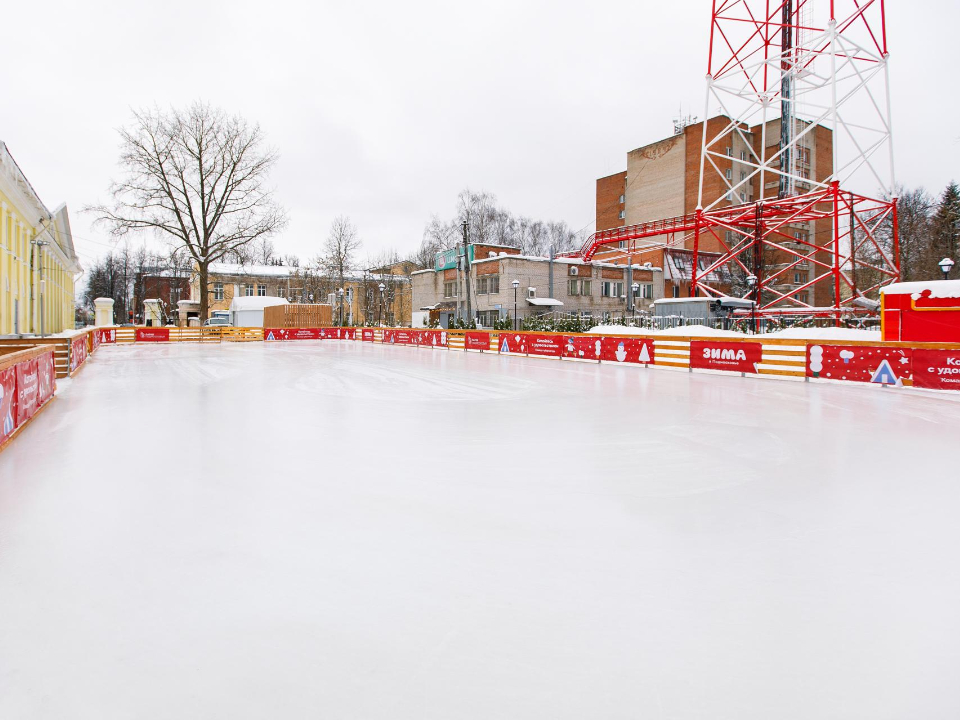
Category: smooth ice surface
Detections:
[{"x1": 2, "y1": 342, "x2": 960, "y2": 719}]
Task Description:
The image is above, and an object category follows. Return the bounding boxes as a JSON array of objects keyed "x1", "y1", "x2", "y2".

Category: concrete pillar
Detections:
[{"x1": 94, "y1": 297, "x2": 115, "y2": 327}]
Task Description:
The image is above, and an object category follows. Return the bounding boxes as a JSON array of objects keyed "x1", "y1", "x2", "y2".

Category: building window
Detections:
[
  {"x1": 794, "y1": 272, "x2": 803, "y2": 284},
  {"x1": 567, "y1": 279, "x2": 591, "y2": 296},
  {"x1": 640, "y1": 283, "x2": 653, "y2": 299},
  {"x1": 740, "y1": 150, "x2": 747, "y2": 161},
  {"x1": 740, "y1": 171, "x2": 747, "y2": 181},
  {"x1": 672, "y1": 285, "x2": 680, "y2": 298},
  {"x1": 619, "y1": 194, "x2": 625, "y2": 203},
  {"x1": 213, "y1": 282, "x2": 224, "y2": 301},
  {"x1": 725, "y1": 168, "x2": 733, "y2": 180},
  {"x1": 277, "y1": 286, "x2": 285, "y2": 297},
  {"x1": 725, "y1": 147, "x2": 733, "y2": 157},
  {"x1": 244, "y1": 284, "x2": 255, "y2": 297},
  {"x1": 601, "y1": 281, "x2": 624, "y2": 298},
  {"x1": 477, "y1": 310, "x2": 499, "y2": 327},
  {"x1": 618, "y1": 240, "x2": 626, "y2": 249},
  {"x1": 257, "y1": 284, "x2": 266, "y2": 297},
  {"x1": 619, "y1": 209, "x2": 625, "y2": 220},
  {"x1": 443, "y1": 281, "x2": 458, "y2": 298},
  {"x1": 476, "y1": 275, "x2": 500, "y2": 295}
]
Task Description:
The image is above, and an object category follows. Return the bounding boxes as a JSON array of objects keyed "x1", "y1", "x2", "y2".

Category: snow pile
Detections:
[{"x1": 880, "y1": 280, "x2": 960, "y2": 300}]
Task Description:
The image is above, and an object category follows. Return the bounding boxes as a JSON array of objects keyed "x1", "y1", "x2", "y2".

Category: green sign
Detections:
[{"x1": 434, "y1": 245, "x2": 476, "y2": 271}]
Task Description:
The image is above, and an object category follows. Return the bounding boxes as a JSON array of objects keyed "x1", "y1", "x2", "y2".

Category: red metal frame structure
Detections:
[{"x1": 567, "y1": 0, "x2": 899, "y2": 319}]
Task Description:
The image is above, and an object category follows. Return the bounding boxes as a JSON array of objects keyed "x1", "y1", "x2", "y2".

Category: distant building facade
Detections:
[
  {"x1": 0, "y1": 142, "x2": 81, "y2": 335},
  {"x1": 594, "y1": 115, "x2": 833, "y2": 305},
  {"x1": 412, "y1": 247, "x2": 663, "y2": 328}
]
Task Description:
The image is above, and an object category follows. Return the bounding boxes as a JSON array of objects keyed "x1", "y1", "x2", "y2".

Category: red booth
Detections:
[{"x1": 880, "y1": 281, "x2": 960, "y2": 343}]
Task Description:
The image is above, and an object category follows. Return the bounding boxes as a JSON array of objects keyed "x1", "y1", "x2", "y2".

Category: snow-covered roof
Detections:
[
  {"x1": 228, "y1": 296, "x2": 289, "y2": 311},
  {"x1": 527, "y1": 297, "x2": 564, "y2": 306},
  {"x1": 879, "y1": 280, "x2": 960, "y2": 300},
  {"x1": 209, "y1": 263, "x2": 298, "y2": 278},
  {"x1": 653, "y1": 297, "x2": 713, "y2": 304}
]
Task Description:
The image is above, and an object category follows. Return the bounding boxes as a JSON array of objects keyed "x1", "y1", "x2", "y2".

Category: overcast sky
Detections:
[{"x1": 2, "y1": 0, "x2": 957, "y2": 272}]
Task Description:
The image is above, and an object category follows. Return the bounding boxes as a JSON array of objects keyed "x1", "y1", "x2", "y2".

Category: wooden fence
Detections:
[{"x1": 263, "y1": 304, "x2": 332, "y2": 329}]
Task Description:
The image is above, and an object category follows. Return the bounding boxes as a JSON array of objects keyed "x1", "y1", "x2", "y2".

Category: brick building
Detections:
[
  {"x1": 594, "y1": 115, "x2": 833, "y2": 305},
  {"x1": 412, "y1": 246, "x2": 663, "y2": 328}
]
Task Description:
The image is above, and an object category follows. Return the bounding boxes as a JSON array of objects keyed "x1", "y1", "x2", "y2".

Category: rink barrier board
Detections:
[
  {"x1": 87, "y1": 326, "x2": 960, "y2": 392},
  {"x1": 0, "y1": 328, "x2": 98, "y2": 379},
  {"x1": 0, "y1": 346, "x2": 58, "y2": 454}
]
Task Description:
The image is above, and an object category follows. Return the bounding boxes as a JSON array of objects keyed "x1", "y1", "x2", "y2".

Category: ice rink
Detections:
[{"x1": 1, "y1": 341, "x2": 959, "y2": 719}]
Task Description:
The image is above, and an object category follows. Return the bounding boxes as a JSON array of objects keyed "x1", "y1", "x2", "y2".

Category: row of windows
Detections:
[{"x1": 212, "y1": 282, "x2": 268, "y2": 300}]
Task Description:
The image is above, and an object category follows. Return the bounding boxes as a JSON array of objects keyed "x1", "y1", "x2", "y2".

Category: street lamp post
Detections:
[
  {"x1": 337, "y1": 287, "x2": 344, "y2": 326},
  {"x1": 939, "y1": 257, "x2": 955, "y2": 280},
  {"x1": 378, "y1": 282, "x2": 386, "y2": 326},
  {"x1": 746, "y1": 274, "x2": 758, "y2": 334},
  {"x1": 31, "y1": 238, "x2": 49, "y2": 337},
  {"x1": 631, "y1": 282, "x2": 639, "y2": 325},
  {"x1": 511, "y1": 279, "x2": 520, "y2": 331}
]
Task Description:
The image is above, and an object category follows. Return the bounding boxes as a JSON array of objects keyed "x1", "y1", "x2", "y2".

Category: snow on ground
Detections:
[
  {"x1": 588, "y1": 324, "x2": 882, "y2": 341},
  {"x1": 2, "y1": 341, "x2": 959, "y2": 719}
]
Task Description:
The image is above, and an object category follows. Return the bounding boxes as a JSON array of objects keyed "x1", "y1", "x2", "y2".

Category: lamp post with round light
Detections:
[
  {"x1": 746, "y1": 274, "x2": 758, "y2": 334},
  {"x1": 378, "y1": 282, "x2": 386, "y2": 326},
  {"x1": 511, "y1": 279, "x2": 520, "y2": 331},
  {"x1": 337, "y1": 287, "x2": 344, "y2": 326},
  {"x1": 939, "y1": 257, "x2": 955, "y2": 280},
  {"x1": 631, "y1": 282, "x2": 640, "y2": 325}
]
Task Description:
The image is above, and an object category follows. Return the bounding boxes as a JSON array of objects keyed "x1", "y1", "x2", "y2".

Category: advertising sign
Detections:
[
  {"x1": 37, "y1": 351, "x2": 56, "y2": 404},
  {"x1": 16, "y1": 358, "x2": 39, "y2": 425},
  {"x1": 912, "y1": 349, "x2": 960, "y2": 391},
  {"x1": 361, "y1": 329, "x2": 375, "y2": 342},
  {"x1": 0, "y1": 367, "x2": 17, "y2": 444},
  {"x1": 96, "y1": 328, "x2": 117, "y2": 344},
  {"x1": 806, "y1": 344, "x2": 911, "y2": 384},
  {"x1": 525, "y1": 333, "x2": 563, "y2": 358},
  {"x1": 419, "y1": 330, "x2": 446, "y2": 347},
  {"x1": 392, "y1": 329, "x2": 417, "y2": 345},
  {"x1": 690, "y1": 340, "x2": 762, "y2": 373},
  {"x1": 135, "y1": 327, "x2": 170, "y2": 342},
  {"x1": 600, "y1": 336, "x2": 654, "y2": 364},
  {"x1": 464, "y1": 332, "x2": 491, "y2": 351},
  {"x1": 71, "y1": 335, "x2": 88, "y2": 372}
]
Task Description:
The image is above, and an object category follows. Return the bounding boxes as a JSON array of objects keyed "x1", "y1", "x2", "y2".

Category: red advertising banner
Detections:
[
  {"x1": 525, "y1": 333, "x2": 564, "y2": 357},
  {"x1": 136, "y1": 327, "x2": 170, "y2": 342},
  {"x1": 391, "y1": 329, "x2": 417, "y2": 345},
  {"x1": 497, "y1": 333, "x2": 526, "y2": 354},
  {"x1": 70, "y1": 335, "x2": 88, "y2": 372},
  {"x1": 361, "y1": 329, "x2": 375, "y2": 342},
  {"x1": 96, "y1": 328, "x2": 117, "y2": 344},
  {"x1": 265, "y1": 328, "x2": 320, "y2": 340},
  {"x1": 0, "y1": 367, "x2": 16, "y2": 444},
  {"x1": 382, "y1": 329, "x2": 396, "y2": 344},
  {"x1": 91, "y1": 329, "x2": 100, "y2": 352},
  {"x1": 342, "y1": 328, "x2": 356, "y2": 340},
  {"x1": 690, "y1": 340, "x2": 762, "y2": 373},
  {"x1": 563, "y1": 335, "x2": 602, "y2": 360},
  {"x1": 16, "y1": 358, "x2": 40, "y2": 426},
  {"x1": 912, "y1": 349, "x2": 960, "y2": 391},
  {"x1": 419, "y1": 330, "x2": 446, "y2": 347},
  {"x1": 806, "y1": 343, "x2": 911, "y2": 385},
  {"x1": 600, "y1": 336, "x2": 654, "y2": 364},
  {"x1": 464, "y1": 332, "x2": 491, "y2": 351},
  {"x1": 37, "y1": 351, "x2": 56, "y2": 404}
]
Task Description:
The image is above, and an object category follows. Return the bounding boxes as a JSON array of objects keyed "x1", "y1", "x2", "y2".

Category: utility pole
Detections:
[
  {"x1": 461, "y1": 220, "x2": 472, "y2": 325},
  {"x1": 31, "y1": 237, "x2": 49, "y2": 337}
]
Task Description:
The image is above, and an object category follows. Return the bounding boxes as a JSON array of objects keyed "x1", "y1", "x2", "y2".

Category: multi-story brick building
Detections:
[
  {"x1": 412, "y1": 246, "x2": 663, "y2": 328},
  {"x1": 594, "y1": 115, "x2": 833, "y2": 305}
]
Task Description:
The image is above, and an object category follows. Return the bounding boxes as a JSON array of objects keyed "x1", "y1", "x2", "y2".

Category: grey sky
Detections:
[{"x1": 2, "y1": 0, "x2": 957, "y2": 271}]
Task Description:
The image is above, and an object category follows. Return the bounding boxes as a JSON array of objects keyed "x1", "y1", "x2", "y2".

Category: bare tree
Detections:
[
  {"x1": 90, "y1": 103, "x2": 287, "y2": 320},
  {"x1": 321, "y1": 215, "x2": 362, "y2": 286}
]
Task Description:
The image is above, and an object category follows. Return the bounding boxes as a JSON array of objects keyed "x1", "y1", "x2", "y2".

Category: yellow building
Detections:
[{"x1": 0, "y1": 142, "x2": 81, "y2": 335}]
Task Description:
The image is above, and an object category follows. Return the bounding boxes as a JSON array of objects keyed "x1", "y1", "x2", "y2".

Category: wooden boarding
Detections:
[{"x1": 263, "y1": 304, "x2": 332, "y2": 329}]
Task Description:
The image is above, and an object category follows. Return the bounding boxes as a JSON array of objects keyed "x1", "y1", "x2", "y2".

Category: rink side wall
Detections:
[
  {"x1": 0, "y1": 345, "x2": 57, "y2": 452},
  {"x1": 82, "y1": 325, "x2": 960, "y2": 394}
]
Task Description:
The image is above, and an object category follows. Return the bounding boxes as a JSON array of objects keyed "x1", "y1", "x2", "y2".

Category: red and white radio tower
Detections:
[
  {"x1": 568, "y1": 1, "x2": 899, "y2": 320},
  {"x1": 691, "y1": 0, "x2": 899, "y2": 316}
]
